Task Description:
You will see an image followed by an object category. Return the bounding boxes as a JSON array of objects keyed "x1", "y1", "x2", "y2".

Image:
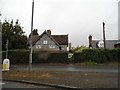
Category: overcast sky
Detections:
[{"x1": 0, "y1": 0, "x2": 119, "y2": 47}]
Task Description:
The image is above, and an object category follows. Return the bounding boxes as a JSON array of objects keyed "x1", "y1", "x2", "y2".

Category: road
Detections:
[
  {"x1": 1, "y1": 64, "x2": 118, "y2": 89},
  {"x1": 10, "y1": 64, "x2": 118, "y2": 73}
]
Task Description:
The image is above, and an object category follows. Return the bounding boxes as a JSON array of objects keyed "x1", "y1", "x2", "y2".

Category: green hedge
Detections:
[
  {"x1": 2, "y1": 49, "x2": 120, "y2": 64},
  {"x1": 2, "y1": 50, "x2": 29, "y2": 64},
  {"x1": 2, "y1": 50, "x2": 69, "y2": 64},
  {"x1": 73, "y1": 49, "x2": 120, "y2": 63},
  {"x1": 33, "y1": 51, "x2": 68, "y2": 63}
]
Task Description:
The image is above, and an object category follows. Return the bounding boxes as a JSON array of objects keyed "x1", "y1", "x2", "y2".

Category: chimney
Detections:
[
  {"x1": 47, "y1": 30, "x2": 51, "y2": 36},
  {"x1": 88, "y1": 35, "x2": 92, "y2": 48}
]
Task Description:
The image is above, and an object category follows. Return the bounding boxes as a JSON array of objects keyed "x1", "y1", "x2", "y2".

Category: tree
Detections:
[
  {"x1": 72, "y1": 46, "x2": 87, "y2": 53},
  {"x1": 33, "y1": 29, "x2": 38, "y2": 35},
  {"x1": 12, "y1": 19, "x2": 25, "y2": 35},
  {"x1": 2, "y1": 19, "x2": 28, "y2": 50},
  {"x1": 2, "y1": 19, "x2": 14, "y2": 50},
  {"x1": 29, "y1": 29, "x2": 38, "y2": 37}
]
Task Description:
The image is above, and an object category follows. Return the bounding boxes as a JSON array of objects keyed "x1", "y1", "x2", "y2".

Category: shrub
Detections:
[
  {"x1": 2, "y1": 50, "x2": 69, "y2": 64},
  {"x1": 73, "y1": 49, "x2": 119, "y2": 63},
  {"x1": 33, "y1": 51, "x2": 69, "y2": 63},
  {"x1": 2, "y1": 49, "x2": 119, "y2": 64},
  {"x1": 2, "y1": 49, "x2": 29, "y2": 64}
]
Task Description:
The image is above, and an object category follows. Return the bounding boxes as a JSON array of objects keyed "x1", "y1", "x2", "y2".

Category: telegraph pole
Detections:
[
  {"x1": 102, "y1": 22, "x2": 106, "y2": 49},
  {"x1": 29, "y1": 0, "x2": 34, "y2": 71}
]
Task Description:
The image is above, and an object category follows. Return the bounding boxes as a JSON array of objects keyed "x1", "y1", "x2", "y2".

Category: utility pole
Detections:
[
  {"x1": 29, "y1": 0, "x2": 34, "y2": 71},
  {"x1": 0, "y1": 12, "x2": 1, "y2": 16},
  {"x1": 102, "y1": 22, "x2": 106, "y2": 49}
]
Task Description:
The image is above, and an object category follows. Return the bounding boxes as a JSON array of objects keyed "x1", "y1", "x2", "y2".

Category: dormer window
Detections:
[{"x1": 43, "y1": 40, "x2": 47, "y2": 44}]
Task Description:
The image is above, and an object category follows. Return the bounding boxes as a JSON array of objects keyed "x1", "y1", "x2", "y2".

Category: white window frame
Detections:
[
  {"x1": 36, "y1": 45, "x2": 41, "y2": 49},
  {"x1": 43, "y1": 40, "x2": 47, "y2": 44},
  {"x1": 49, "y1": 45, "x2": 55, "y2": 48}
]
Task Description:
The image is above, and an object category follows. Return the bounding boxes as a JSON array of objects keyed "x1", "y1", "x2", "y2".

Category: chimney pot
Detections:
[
  {"x1": 47, "y1": 30, "x2": 51, "y2": 36},
  {"x1": 88, "y1": 35, "x2": 92, "y2": 48}
]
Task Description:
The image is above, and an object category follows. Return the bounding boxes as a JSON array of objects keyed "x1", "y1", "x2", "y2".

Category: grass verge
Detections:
[{"x1": 2, "y1": 70, "x2": 118, "y2": 88}]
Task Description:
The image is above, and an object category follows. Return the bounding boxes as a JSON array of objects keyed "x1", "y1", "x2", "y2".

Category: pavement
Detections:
[
  {"x1": 2, "y1": 81, "x2": 53, "y2": 88},
  {"x1": 2, "y1": 80, "x2": 81, "y2": 90},
  {"x1": 2, "y1": 80, "x2": 118, "y2": 90}
]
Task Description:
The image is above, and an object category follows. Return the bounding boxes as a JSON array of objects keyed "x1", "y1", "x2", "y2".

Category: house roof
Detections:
[
  {"x1": 29, "y1": 30, "x2": 68, "y2": 46},
  {"x1": 52, "y1": 35, "x2": 68, "y2": 46},
  {"x1": 114, "y1": 41, "x2": 120, "y2": 47},
  {"x1": 40, "y1": 31, "x2": 60, "y2": 46},
  {"x1": 28, "y1": 35, "x2": 39, "y2": 45},
  {"x1": 92, "y1": 40, "x2": 120, "y2": 49}
]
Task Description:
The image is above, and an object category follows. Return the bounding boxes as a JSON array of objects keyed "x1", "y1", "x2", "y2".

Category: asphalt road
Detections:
[{"x1": 10, "y1": 64, "x2": 118, "y2": 73}]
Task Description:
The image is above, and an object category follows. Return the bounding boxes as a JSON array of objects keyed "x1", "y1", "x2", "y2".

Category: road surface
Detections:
[{"x1": 10, "y1": 64, "x2": 118, "y2": 73}]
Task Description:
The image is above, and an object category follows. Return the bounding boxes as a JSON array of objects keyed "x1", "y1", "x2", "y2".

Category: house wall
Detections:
[
  {"x1": 59, "y1": 45, "x2": 68, "y2": 51},
  {"x1": 114, "y1": 44, "x2": 120, "y2": 48},
  {"x1": 33, "y1": 34, "x2": 60, "y2": 51}
]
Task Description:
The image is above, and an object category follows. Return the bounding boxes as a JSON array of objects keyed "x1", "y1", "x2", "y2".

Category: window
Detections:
[
  {"x1": 43, "y1": 40, "x2": 47, "y2": 44},
  {"x1": 49, "y1": 45, "x2": 55, "y2": 48},
  {"x1": 36, "y1": 45, "x2": 41, "y2": 48}
]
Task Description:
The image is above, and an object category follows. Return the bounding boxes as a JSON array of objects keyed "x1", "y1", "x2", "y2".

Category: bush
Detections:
[
  {"x1": 2, "y1": 49, "x2": 119, "y2": 64},
  {"x1": 2, "y1": 49, "x2": 29, "y2": 64},
  {"x1": 2, "y1": 50, "x2": 69, "y2": 64},
  {"x1": 33, "y1": 51, "x2": 69, "y2": 63},
  {"x1": 73, "y1": 49, "x2": 119, "y2": 63},
  {"x1": 72, "y1": 53, "x2": 85, "y2": 63}
]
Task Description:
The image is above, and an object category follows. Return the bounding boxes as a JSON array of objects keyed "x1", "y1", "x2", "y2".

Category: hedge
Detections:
[
  {"x1": 2, "y1": 50, "x2": 69, "y2": 64},
  {"x1": 2, "y1": 49, "x2": 120, "y2": 64},
  {"x1": 2, "y1": 50, "x2": 29, "y2": 64},
  {"x1": 73, "y1": 49, "x2": 120, "y2": 63},
  {"x1": 33, "y1": 51, "x2": 68, "y2": 63}
]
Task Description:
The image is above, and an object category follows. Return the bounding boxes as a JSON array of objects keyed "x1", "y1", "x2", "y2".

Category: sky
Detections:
[{"x1": 0, "y1": 0, "x2": 119, "y2": 47}]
